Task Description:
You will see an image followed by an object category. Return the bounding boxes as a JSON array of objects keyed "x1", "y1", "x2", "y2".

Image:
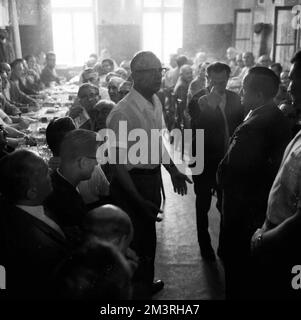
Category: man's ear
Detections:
[
  {"x1": 78, "y1": 157, "x2": 86, "y2": 169},
  {"x1": 27, "y1": 186, "x2": 37, "y2": 201}
]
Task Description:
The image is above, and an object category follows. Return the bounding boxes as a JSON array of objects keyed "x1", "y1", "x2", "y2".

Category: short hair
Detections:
[
  {"x1": 270, "y1": 63, "x2": 283, "y2": 75},
  {"x1": 10, "y1": 59, "x2": 24, "y2": 70},
  {"x1": 206, "y1": 62, "x2": 231, "y2": 77},
  {"x1": 130, "y1": 51, "x2": 160, "y2": 73},
  {"x1": 83, "y1": 205, "x2": 133, "y2": 242},
  {"x1": 24, "y1": 55, "x2": 35, "y2": 62},
  {"x1": 77, "y1": 83, "x2": 99, "y2": 99},
  {"x1": 246, "y1": 66, "x2": 280, "y2": 99},
  {"x1": 102, "y1": 58, "x2": 114, "y2": 68},
  {"x1": 53, "y1": 241, "x2": 132, "y2": 300},
  {"x1": 0, "y1": 150, "x2": 45, "y2": 202},
  {"x1": 46, "y1": 117, "x2": 76, "y2": 157},
  {"x1": 0, "y1": 63, "x2": 10, "y2": 74},
  {"x1": 176, "y1": 55, "x2": 188, "y2": 68},
  {"x1": 60, "y1": 129, "x2": 98, "y2": 162},
  {"x1": 46, "y1": 51, "x2": 56, "y2": 60}
]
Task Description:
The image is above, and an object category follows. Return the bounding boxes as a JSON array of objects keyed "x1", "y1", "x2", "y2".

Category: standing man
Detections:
[
  {"x1": 188, "y1": 62, "x2": 244, "y2": 260},
  {"x1": 107, "y1": 51, "x2": 191, "y2": 298},
  {"x1": 217, "y1": 67, "x2": 291, "y2": 299}
]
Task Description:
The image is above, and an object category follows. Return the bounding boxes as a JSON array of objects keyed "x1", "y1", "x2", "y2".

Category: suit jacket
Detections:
[
  {"x1": 188, "y1": 88, "x2": 244, "y2": 178},
  {"x1": 0, "y1": 202, "x2": 68, "y2": 298},
  {"x1": 217, "y1": 103, "x2": 292, "y2": 238},
  {"x1": 45, "y1": 170, "x2": 88, "y2": 230}
]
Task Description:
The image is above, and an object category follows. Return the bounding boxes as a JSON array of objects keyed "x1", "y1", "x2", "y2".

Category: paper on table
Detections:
[{"x1": 74, "y1": 108, "x2": 90, "y2": 128}]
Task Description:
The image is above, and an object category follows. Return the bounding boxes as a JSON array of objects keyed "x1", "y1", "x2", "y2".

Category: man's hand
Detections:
[
  {"x1": 206, "y1": 86, "x2": 222, "y2": 108},
  {"x1": 170, "y1": 168, "x2": 192, "y2": 195}
]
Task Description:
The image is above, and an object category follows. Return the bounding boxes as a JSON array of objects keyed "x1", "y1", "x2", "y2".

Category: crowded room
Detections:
[{"x1": 1, "y1": 0, "x2": 301, "y2": 301}]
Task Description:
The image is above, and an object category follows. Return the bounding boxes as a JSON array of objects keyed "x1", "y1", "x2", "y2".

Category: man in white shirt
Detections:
[{"x1": 107, "y1": 51, "x2": 192, "y2": 298}]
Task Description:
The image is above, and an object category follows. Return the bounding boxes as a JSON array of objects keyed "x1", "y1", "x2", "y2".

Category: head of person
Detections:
[
  {"x1": 236, "y1": 53, "x2": 244, "y2": 68},
  {"x1": 115, "y1": 67, "x2": 128, "y2": 80},
  {"x1": 242, "y1": 51, "x2": 255, "y2": 68},
  {"x1": 118, "y1": 80, "x2": 132, "y2": 99},
  {"x1": 130, "y1": 51, "x2": 163, "y2": 97},
  {"x1": 288, "y1": 50, "x2": 301, "y2": 108},
  {"x1": 10, "y1": 59, "x2": 26, "y2": 80},
  {"x1": 270, "y1": 63, "x2": 283, "y2": 78},
  {"x1": 86, "y1": 53, "x2": 98, "y2": 68},
  {"x1": 0, "y1": 150, "x2": 52, "y2": 206},
  {"x1": 242, "y1": 66, "x2": 280, "y2": 110},
  {"x1": 257, "y1": 54, "x2": 272, "y2": 68},
  {"x1": 46, "y1": 52, "x2": 56, "y2": 69},
  {"x1": 105, "y1": 72, "x2": 118, "y2": 84},
  {"x1": 179, "y1": 64, "x2": 193, "y2": 83},
  {"x1": 101, "y1": 59, "x2": 114, "y2": 74},
  {"x1": 53, "y1": 241, "x2": 132, "y2": 300},
  {"x1": 176, "y1": 55, "x2": 188, "y2": 69},
  {"x1": 169, "y1": 53, "x2": 178, "y2": 68},
  {"x1": 226, "y1": 47, "x2": 238, "y2": 61},
  {"x1": 37, "y1": 51, "x2": 46, "y2": 65},
  {"x1": 206, "y1": 62, "x2": 231, "y2": 96},
  {"x1": 108, "y1": 76, "x2": 124, "y2": 103},
  {"x1": 91, "y1": 99, "x2": 115, "y2": 132},
  {"x1": 78, "y1": 83, "x2": 100, "y2": 114},
  {"x1": 280, "y1": 70, "x2": 290, "y2": 88},
  {"x1": 46, "y1": 117, "x2": 76, "y2": 157},
  {"x1": 81, "y1": 68, "x2": 99, "y2": 86},
  {"x1": 120, "y1": 60, "x2": 131, "y2": 75},
  {"x1": 0, "y1": 62, "x2": 11, "y2": 80},
  {"x1": 83, "y1": 204, "x2": 133, "y2": 254},
  {"x1": 194, "y1": 51, "x2": 207, "y2": 66},
  {"x1": 24, "y1": 55, "x2": 37, "y2": 70},
  {"x1": 279, "y1": 102, "x2": 298, "y2": 129},
  {"x1": 197, "y1": 62, "x2": 210, "y2": 78},
  {"x1": 59, "y1": 129, "x2": 99, "y2": 181}
]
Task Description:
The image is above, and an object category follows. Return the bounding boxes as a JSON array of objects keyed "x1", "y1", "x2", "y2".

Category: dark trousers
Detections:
[
  {"x1": 110, "y1": 168, "x2": 162, "y2": 297},
  {"x1": 192, "y1": 173, "x2": 222, "y2": 252}
]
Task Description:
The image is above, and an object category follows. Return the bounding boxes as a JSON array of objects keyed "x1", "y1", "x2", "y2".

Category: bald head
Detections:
[
  {"x1": 84, "y1": 205, "x2": 133, "y2": 243},
  {"x1": 130, "y1": 51, "x2": 162, "y2": 96},
  {"x1": 257, "y1": 54, "x2": 271, "y2": 68}
]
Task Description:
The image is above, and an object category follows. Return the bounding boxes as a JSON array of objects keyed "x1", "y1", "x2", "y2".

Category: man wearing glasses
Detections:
[{"x1": 107, "y1": 51, "x2": 192, "y2": 299}]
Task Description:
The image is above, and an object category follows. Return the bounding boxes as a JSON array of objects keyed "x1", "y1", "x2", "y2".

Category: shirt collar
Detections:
[
  {"x1": 57, "y1": 168, "x2": 80, "y2": 193},
  {"x1": 130, "y1": 88, "x2": 158, "y2": 113}
]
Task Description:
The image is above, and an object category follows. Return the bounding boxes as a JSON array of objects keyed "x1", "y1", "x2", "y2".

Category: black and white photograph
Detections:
[{"x1": 1, "y1": 0, "x2": 301, "y2": 309}]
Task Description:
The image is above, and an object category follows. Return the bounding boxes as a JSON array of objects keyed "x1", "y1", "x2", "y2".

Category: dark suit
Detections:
[
  {"x1": 0, "y1": 202, "x2": 68, "y2": 298},
  {"x1": 188, "y1": 88, "x2": 243, "y2": 254},
  {"x1": 217, "y1": 102, "x2": 291, "y2": 299},
  {"x1": 45, "y1": 170, "x2": 87, "y2": 243}
]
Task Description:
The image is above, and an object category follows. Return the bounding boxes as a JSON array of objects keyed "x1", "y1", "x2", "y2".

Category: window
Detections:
[
  {"x1": 142, "y1": 0, "x2": 183, "y2": 64},
  {"x1": 234, "y1": 9, "x2": 252, "y2": 53},
  {"x1": 273, "y1": 6, "x2": 299, "y2": 70},
  {"x1": 51, "y1": 0, "x2": 96, "y2": 66}
]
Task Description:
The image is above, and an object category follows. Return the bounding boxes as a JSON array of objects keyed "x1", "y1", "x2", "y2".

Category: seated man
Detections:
[
  {"x1": 0, "y1": 150, "x2": 68, "y2": 298},
  {"x1": 1, "y1": 62, "x2": 37, "y2": 110},
  {"x1": 80, "y1": 67, "x2": 110, "y2": 100},
  {"x1": 68, "y1": 83, "x2": 100, "y2": 130},
  {"x1": 40, "y1": 52, "x2": 60, "y2": 87},
  {"x1": 53, "y1": 241, "x2": 133, "y2": 300},
  {"x1": 83, "y1": 205, "x2": 138, "y2": 274},
  {"x1": 46, "y1": 117, "x2": 110, "y2": 207},
  {"x1": 45, "y1": 129, "x2": 99, "y2": 235}
]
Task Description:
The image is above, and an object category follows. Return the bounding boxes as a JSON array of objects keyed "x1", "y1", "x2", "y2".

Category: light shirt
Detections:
[
  {"x1": 266, "y1": 130, "x2": 301, "y2": 225},
  {"x1": 106, "y1": 88, "x2": 166, "y2": 170},
  {"x1": 218, "y1": 93, "x2": 229, "y2": 150},
  {"x1": 16, "y1": 205, "x2": 65, "y2": 238}
]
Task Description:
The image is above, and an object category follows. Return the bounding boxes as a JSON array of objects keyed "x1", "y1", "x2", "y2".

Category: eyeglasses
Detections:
[{"x1": 134, "y1": 67, "x2": 168, "y2": 74}]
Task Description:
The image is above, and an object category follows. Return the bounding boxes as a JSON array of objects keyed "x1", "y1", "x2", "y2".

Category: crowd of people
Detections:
[{"x1": 0, "y1": 43, "x2": 301, "y2": 300}]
